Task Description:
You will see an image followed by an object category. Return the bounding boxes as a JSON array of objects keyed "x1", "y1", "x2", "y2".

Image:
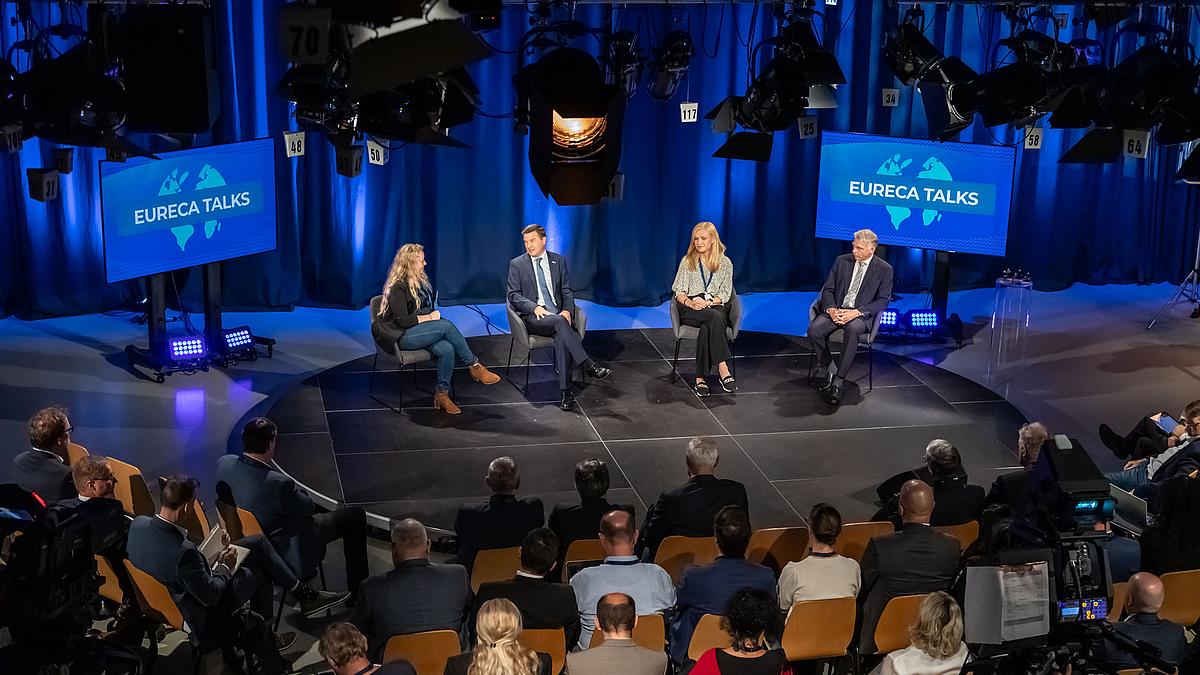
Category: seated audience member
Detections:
[
  {"x1": 1092, "y1": 573, "x2": 1187, "y2": 671},
  {"x1": 445, "y1": 599, "x2": 551, "y2": 675},
  {"x1": 1138, "y1": 476, "x2": 1200, "y2": 575},
  {"x1": 778, "y1": 503, "x2": 861, "y2": 616},
  {"x1": 570, "y1": 510, "x2": 676, "y2": 650},
  {"x1": 875, "y1": 441, "x2": 984, "y2": 527},
  {"x1": 10, "y1": 406, "x2": 77, "y2": 503},
  {"x1": 127, "y1": 476, "x2": 343, "y2": 668},
  {"x1": 319, "y1": 622, "x2": 417, "y2": 675},
  {"x1": 1106, "y1": 400, "x2": 1200, "y2": 498},
  {"x1": 352, "y1": 518, "x2": 473, "y2": 659},
  {"x1": 1100, "y1": 408, "x2": 1191, "y2": 460},
  {"x1": 859, "y1": 480, "x2": 961, "y2": 654},
  {"x1": 985, "y1": 422, "x2": 1051, "y2": 516},
  {"x1": 62, "y1": 454, "x2": 118, "y2": 507},
  {"x1": 566, "y1": 593, "x2": 668, "y2": 675},
  {"x1": 879, "y1": 592, "x2": 968, "y2": 675},
  {"x1": 635, "y1": 436, "x2": 748, "y2": 562},
  {"x1": 472, "y1": 527, "x2": 580, "y2": 648},
  {"x1": 454, "y1": 456, "x2": 545, "y2": 577},
  {"x1": 688, "y1": 589, "x2": 791, "y2": 675},
  {"x1": 671, "y1": 506, "x2": 775, "y2": 664},
  {"x1": 1094, "y1": 522, "x2": 1140, "y2": 584},
  {"x1": 217, "y1": 417, "x2": 369, "y2": 602},
  {"x1": 549, "y1": 459, "x2": 636, "y2": 563}
]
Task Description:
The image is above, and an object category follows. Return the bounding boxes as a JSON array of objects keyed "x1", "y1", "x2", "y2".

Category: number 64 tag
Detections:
[{"x1": 1123, "y1": 130, "x2": 1151, "y2": 159}]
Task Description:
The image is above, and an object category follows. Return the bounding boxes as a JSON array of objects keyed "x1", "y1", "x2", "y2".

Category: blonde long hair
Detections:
[
  {"x1": 467, "y1": 599, "x2": 540, "y2": 675},
  {"x1": 683, "y1": 222, "x2": 726, "y2": 273},
  {"x1": 909, "y1": 592, "x2": 963, "y2": 661},
  {"x1": 380, "y1": 244, "x2": 430, "y2": 317}
]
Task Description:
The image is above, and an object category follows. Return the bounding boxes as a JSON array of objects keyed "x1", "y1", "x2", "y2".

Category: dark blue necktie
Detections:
[{"x1": 535, "y1": 257, "x2": 558, "y2": 314}]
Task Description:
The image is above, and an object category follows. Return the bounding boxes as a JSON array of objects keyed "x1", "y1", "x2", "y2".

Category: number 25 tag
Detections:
[{"x1": 798, "y1": 115, "x2": 818, "y2": 139}]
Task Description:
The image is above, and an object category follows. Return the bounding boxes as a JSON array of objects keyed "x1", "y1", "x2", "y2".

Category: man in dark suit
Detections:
[
  {"x1": 454, "y1": 456, "x2": 545, "y2": 577},
  {"x1": 1093, "y1": 572, "x2": 1187, "y2": 671},
  {"x1": 635, "y1": 437, "x2": 749, "y2": 562},
  {"x1": 506, "y1": 223, "x2": 610, "y2": 411},
  {"x1": 1106, "y1": 400, "x2": 1200, "y2": 500},
  {"x1": 986, "y1": 422, "x2": 1051, "y2": 518},
  {"x1": 858, "y1": 480, "x2": 960, "y2": 653},
  {"x1": 549, "y1": 458, "x2": 636, "y2": 567},
  {"x1": 669, "y1": 506, "x2": 775, "y2": 664},
  {"x1": 472, "y1": 527, "x2": 580, "y2": 648},
  {"x1": 216, "y1": 417, "x2": 370, "y2": 603},
  {"x1": 352, "y1": 518, "x2": 473, "y2": 660},
  {"x1": 10, "y1": 406, "x2": 76, "y2": 503},
  {"x1": 808, "y1": 229, "x2": 894, "y2": 405},
  {"x1": 875, "y1": 440, "x2": 984, "y2": 527}
]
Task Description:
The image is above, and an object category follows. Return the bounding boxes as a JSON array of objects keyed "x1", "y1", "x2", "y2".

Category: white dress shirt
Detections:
[
  {"x1": 531, "y1": 254, "x2": 556, "y2": 309},
  {"x1": 841, "y1": 256, "x2": 873, "y2": 309}
]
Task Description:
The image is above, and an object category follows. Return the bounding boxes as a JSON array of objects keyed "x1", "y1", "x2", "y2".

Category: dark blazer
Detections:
[
  {"x1": 454, "y1": 494, "x2": 545, "y2": 576},
  {"x1": 215, "y1": 453, "x2": 323, "y2": 577},
  {"x1": 549, "y1": 497, "x2": 636, "y2": 556},
  {"x1": 507, "y1": 251, "x2": 576, "y2": 318},
  {"x1": 127, "y1": 515, "x2": 232, "y2": 649},
  {"x1": 985, "y1": 467, "x2": 1042, "y2": 518},
  {"x1": 1151, "y1": 441, "x2": 1200, "y2": 482},
  {"x1": 818, "y1": 253, "x2": 894, "y2": 322},
  {"x1": 351, "y1": 559, "x2": 473, "y2": 660},
  {"x1": 472, "y1": 574, "x2": 580, "y2": 648},
  {"x1": 373, "y1": 281, "x2": 431, "y2": 354},
  {"x1": 444, "y1": 651, "x2": 551, "y2": 675},
  {"x1": 858, "y1": 523, "x2": 961, "y2": 653},
  {"x1": 9, "y1": 450, "x2": 76, "y2": 503},
  {"x1": 635, "y1": 475, "x2": 749, "y2": 561},
  {"x1": 669, "y1": 557, "x2": 777, "y2": 664},
  {"x1": 874, "y1": 475, "x2": 985, "y2": 527},
  {"x1": 1093, "y1": 613, "x2": 1187, "y2": 671}
]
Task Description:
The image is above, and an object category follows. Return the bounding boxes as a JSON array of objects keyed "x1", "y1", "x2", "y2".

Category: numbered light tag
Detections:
[
  {"x1": 604, "y1": 173, "x2": 625, "y2": 201},
  {"x1": 279, "y1": 5, "x2": 331, "y2": 65},
  {"x1": 1024, "y1": 126, "x2": 1043, "y2": 150},
  {"x1": 284, "y1": 131, "x2": 305, "y2": 158},
  {"x1": 1123, "y1": 130, "x2": 1151, "y2": 159},
  {"x1": 797, "y1": 115, "x2": 818, "y2": 139},
  {"x1": 680, "y1": 102, "x2": 699, "y2": 123},
  {"x1": 882, "y1": 88, "x2": 899, "y2": 107},
  {"x1": 366, "y1": 140, "x2": 388, "y2": 166}
]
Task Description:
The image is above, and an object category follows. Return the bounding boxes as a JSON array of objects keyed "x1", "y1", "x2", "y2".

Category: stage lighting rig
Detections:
[
  {"x1": 354, "y1": 69, "x2": 480, "y2": 148},
  {"x1": 274, "y1": 58, "x2": 352, "y2": 132},
  {"x1": 609, "y1": 31, "x2": 644, "y2": 99},
  {"x1": 646, "y1": 31, "x2": 695, "y2": 102}
]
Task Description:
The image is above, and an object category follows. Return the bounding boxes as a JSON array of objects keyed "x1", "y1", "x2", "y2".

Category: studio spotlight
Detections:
[
  {"x1": 609, "y1": 31, "x2": 643, "y2": 99},
  {"x1": 878, "y1": 309, "x2": 900, "y2": 332},
  {"x1": 881, "y1": 21, "x2": 945, "y2": 86},
  {"x1": 274, "y1": 59, "x2": 351, "y2": 132},
  {"x1": 355, "y1": 70, "x2": 479, "y2": 148},
  {"x1": 1176, "y1": 141, "x2": 1200, "y2": 184},
  {"x1": 904, "y1": 310, "x2": 940, "y2": 331},
  {"x1": 216, "y1": 326, "x2": 260, "y2": 365},
  {"x1": 646, "y1": 31, "x2": 695, "y2": 102},
  {"x1": 168, "y1": 336, "x2": 208, "y2": 362}
]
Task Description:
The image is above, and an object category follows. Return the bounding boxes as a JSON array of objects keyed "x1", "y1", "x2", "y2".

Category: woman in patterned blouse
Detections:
[{"x1": 671, "y1": 222, "x2": 736, "y2": 397}]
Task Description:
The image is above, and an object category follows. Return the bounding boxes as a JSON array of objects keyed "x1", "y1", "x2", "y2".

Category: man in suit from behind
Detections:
[
  {"x1": 454, "y1": 456, "x2": 545, "y2": 577},
  {"x1": 1093, "y1": 572, "x2": 1187, "y2": 671},
  {"x1": 472, "y1": 527, "x2": 580, "y2": 648},
  {"x1": 352, "y1": 518, "x2": 473, "y2": 660},
  {"x1": 59, "y1": 454, "x2": 117, "y2": 508},
  {"x1": 216, "y1": 417, "x2": 370, "y2": 604},
  {"x1": 566, "y1": 593, "x2": 668, "y2": 675},
  {"x1": 635, "y1": 436, "x2": 749, "y2": 562},
  {"x1": 858, "y1": 480, "x2": 961, "y2": 654},
  {"x1": 10, "y1": 406, "x2": 77, "y2": 503},
  {"x1": 549, "y1": 458, "x2": 636, "y2": 568},
  {"x1": 506, "y1": 223, "x2": 611, "y2": 412},
  {"x1": 808, "y1": 228, "x2": 894, "y2": 405},
  {"x1": 875, "y1": 440, "x2": 985, "y2": 527},
  {"x1": 986, "y1": 422, "x2": 1051, "y2": 518}
]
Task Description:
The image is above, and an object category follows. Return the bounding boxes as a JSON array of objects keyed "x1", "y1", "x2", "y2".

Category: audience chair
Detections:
[
  {"x1": 383, "y1": 630, "x2": 462, "y2": 675},
  {"x1": 654, "y1": 535, "x2": 719, "y2": 585},
  {"x1": 872, "y1": 594, "x2": 928, "y2": 654},
  {"x1": 65, "y1": 442, "x2": 90, "y2": 468},
  {"x1": 669, "y1": 289, "x2": 743, "y2": 384},
  {"x1": 688, "y1": 613, "x2": 733, "y2": 662},
  {"x1": 505, "y1": 303, "x2": 588, "y2": 396},
  {"x1": 1159, "y1": 569, "x2": 1200, "y2": 626},
  {"x1": 124, "y1": 560, "x2": 192, "y2": 671},
  {"x1": 520, "y1": 628, "x2": 567, "y2": 675},
  {"x1": 589, "y1": 613, "x2": 666, "y2": 650},
  {"x1": 471, "y1": 545, "x2": 524, "y2": 593},
  {"x1": 781, "y1": 597, "x2": 856, "y2": 670},
  {"x1": 933, "y1": 521, "x2": 980, "y2": 554},
  {"x1": 561, "y1": 539, "x2": 606, "y2": 583},
  {"x1": 833, "y1": 522, "x2": 894, "y2": 563},
  {"x1": 746, "y1": 527, "x2": 809, "y2": 577},
  {"x1": 368, "y1": 294, "x2": 441, "y2": 414},
  {"x1": 96, "y1": 555, "x2": 124, "y2": 604},
  {"x1": 805, "y1": 297, "x2": 885, "y2": 392},
  {"x1": 108, "y1": 457, "x2": 155, "y2": 517},
  {"x1": 1109, "y1": 582, "x2": 1128, "y2": 624}
]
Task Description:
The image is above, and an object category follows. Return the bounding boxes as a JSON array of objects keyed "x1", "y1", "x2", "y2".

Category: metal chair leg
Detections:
[
  {"x1": 523, "y1": 349, "x2": 532, "y2": 396},
  {"x1": 368, "y1": 353, "x2": 378, "y2": 395},
  {"x1": 729, "y1": 340, "x2": 737, "y2": 378},
  {"x1": 671, "y1": 339, "x2": 682, "y2": 383},
  {"x1": 868, "y1": 341, "x2": 874, "y2": 391}
]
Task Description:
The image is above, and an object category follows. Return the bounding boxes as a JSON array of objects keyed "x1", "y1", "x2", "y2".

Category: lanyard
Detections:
[{"x1": 699, "y1": 263, "x2": 713, "y2": 291}]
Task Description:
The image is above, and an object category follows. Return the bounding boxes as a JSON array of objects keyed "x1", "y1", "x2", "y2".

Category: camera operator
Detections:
[{"x1": 1091, "y1": 572, "x2": 1186, "y2": 671}]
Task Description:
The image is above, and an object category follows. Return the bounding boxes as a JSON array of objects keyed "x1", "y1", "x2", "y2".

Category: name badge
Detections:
[{"x1": 703, "y1": 293, "x2": 713, "y2": 301}]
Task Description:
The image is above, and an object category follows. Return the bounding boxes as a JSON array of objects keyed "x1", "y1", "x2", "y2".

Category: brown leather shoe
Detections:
[
  {"x1": 433, "y1": 391, "x2": 461, "y2": 414},
  {"x1": 469, "y1": 362, "x2": 500, "y2": 385}
]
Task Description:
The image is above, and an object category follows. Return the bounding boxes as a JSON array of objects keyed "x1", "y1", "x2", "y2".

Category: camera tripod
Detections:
[{"x1": 1147, "y1": 232, "x2": 1200, "y2": 329}]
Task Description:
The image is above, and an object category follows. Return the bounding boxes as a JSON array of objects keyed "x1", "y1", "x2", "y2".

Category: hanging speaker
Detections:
[{"x1": 120, "y1": 5, "x2": 220, "y2": 134}]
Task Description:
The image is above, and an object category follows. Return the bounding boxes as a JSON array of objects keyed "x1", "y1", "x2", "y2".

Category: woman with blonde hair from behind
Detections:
[
  {"x1": 672, "y1": 221, "x2": 737, "y2": 397},
  {"x1": 444, "y1": 598, "x2": 552, "y2": 675},
  {"x1": 375, "y1": 243, "x2": 500, "y2": 414},
  {"x1": 878, "y1": 592, "x2": 968, "y2": 675}
]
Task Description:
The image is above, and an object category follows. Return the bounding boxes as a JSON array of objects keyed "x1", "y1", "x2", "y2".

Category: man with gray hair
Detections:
[
  {"x1": 634, "y1": 437, "x2": 748, "y2": 561},
  {"x1": 808, "y1": 229, "x2": 894, "y2": 405},
  {"x1": 352, "y1": 518, "x2": 472, "y2": 660},
  {"x1": 454, "y1": 456, "x2": 545, "y2": 576},
  {"x1": 873, "y1": 439, "x2": 984, "y2": 526}
]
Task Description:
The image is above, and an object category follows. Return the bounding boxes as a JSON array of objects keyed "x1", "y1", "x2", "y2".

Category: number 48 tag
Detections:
[
  {"x1": 284, "y1": 131, "x2": 305, "y2": 158},
  {"x1": 1123, "y1": 130, "x2": 1151, "y2": 159}
]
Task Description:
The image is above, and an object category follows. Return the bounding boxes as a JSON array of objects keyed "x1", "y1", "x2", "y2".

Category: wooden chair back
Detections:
[
  {"x1": 654, "y1": 536, "x2": 718, "y2": 585},
  {"x1": 382, "y1": 631, "x2": 463, "y2": 675},
  {"x1": 688, "y1": 613, "x2": 732, "y2": 662},
  {"x1": 471, "y1": 546, "x2": 523, "y2": 593},
  {"x1": 561, "y1": 539, "x2": 606, "y2": 582},
  {"x1": 833, "y1": 522, "x2": 893, "y2": 563},
  {"x1": 123, "y1": 560, "x2": 185, "y2": 631},
  {"x1": 108, "y1": 457, "x2": 155, "y2": 517},
  {"x1": 781, "y1": 597, "x2": 857, "y2": 661},
  {"x1": 1110, "y1": 582, "x2": 1128, "y2": 624},
  {"x1": 96, "y1": 555, "x2": 124, "y2": 603},
  {"x1": 1159, "y1": 569, "x2": 1200, "y2": 626},
  {"x1": 216, "y1": 500, "x2": 264, "y2": 542},
  {"x1": 746, "y1": 527, "x2": 809, "y2": 577},
  {"x1": 520, "y1": 628, "x2": 566, "y2": 675},
  {"x1": 873, "y1": 594, "x2": 927, "y2": 654},
  {"x1": 589, "y1": 613, "x2": 666, "y2": 650},
  {"x1": 933, "y1": 521, "x2": 980, "y2": 554},
  {"x1": 65, "y1": 442, "x2": 90, "y2": 468}
]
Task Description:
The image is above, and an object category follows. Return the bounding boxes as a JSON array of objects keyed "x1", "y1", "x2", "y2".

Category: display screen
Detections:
[
  {"x1": 100, "y1": 138, "x2": 278, "y2": 283},
  {"x1": 816, "y1": 132, "x2": 1017, "y2": 257}
]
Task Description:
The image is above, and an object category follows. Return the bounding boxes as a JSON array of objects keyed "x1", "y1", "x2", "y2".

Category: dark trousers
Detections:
[
  {"x1": 524, "y1": 313, "x2": 589, "y2": 390},
  {"x1": 209, "y1": 534, "x2": 299, "y2": 646},
  {"x1": 677, "y1": 302, "x2": 732, "y2": 376},
  {"x1": 808, "y1": 313, "x2": 868, "y2": 379},
  {"x1": 1117, "y1": 416, "x2": 1172, "y2": 460},
  {"x1": 314, "y1": 507, "x2": 369, "y2": 598}
]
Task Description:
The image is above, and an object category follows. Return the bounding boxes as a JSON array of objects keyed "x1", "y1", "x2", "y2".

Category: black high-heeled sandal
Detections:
[
  {"x1": 721, "y1": 376, "x2": 738, "y2": 393},
  {"x1": 694, "y1": 380, "x2": 710, "y2": 397}
]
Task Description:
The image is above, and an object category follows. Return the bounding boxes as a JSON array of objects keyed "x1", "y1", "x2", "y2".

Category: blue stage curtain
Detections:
[{"x1": 2, "y1": 0, "x2": 1199, "y2": 318}]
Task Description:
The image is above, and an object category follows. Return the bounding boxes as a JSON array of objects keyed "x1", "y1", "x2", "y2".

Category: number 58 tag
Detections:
[{"x1": 1024, "y1": 127, "x2": 1043, "y2": 150}]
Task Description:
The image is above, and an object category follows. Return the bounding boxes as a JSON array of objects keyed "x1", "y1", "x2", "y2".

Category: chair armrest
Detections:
[
  {"x1": 573, "y1": 304, "x2": 588, "y2": 340},
  {"x1": 669, "y1": 296, "x2": 684, "y2": 339},
  {"x1": 809, "y1": 297, "x2": 821, "y2": 322},
  {"x1": 507, "y1": 305, "x2": 531, "y2": 349},
  {"x1": 728, "y1": 293, "x2": 744, "y2": 340}
]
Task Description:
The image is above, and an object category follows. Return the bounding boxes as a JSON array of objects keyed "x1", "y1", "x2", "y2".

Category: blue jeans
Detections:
[
  {"x1": 398, "y1": 319, "x2": 477, "y2": 392},
  {"x1": 1106, "y1": 462, "x2": 1150, "y2": 493}
]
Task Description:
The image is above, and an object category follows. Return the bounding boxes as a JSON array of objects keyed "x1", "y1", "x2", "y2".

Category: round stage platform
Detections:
[{"x1": 267, "y1": 328, "x2": 1027, "y2": 532}]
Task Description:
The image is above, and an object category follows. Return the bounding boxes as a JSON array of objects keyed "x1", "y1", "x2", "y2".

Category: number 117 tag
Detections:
[{"x1": 680, "y1": 102, "x2": 699, "y2": 123}]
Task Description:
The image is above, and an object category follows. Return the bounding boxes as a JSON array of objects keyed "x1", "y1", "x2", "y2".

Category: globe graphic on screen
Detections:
[
  {"x1": 157, "y1": 164, "x2": 227, "y2": 251},
  {"x1": 875, "y1": 154, "x2": 954, "y2": 229}
]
